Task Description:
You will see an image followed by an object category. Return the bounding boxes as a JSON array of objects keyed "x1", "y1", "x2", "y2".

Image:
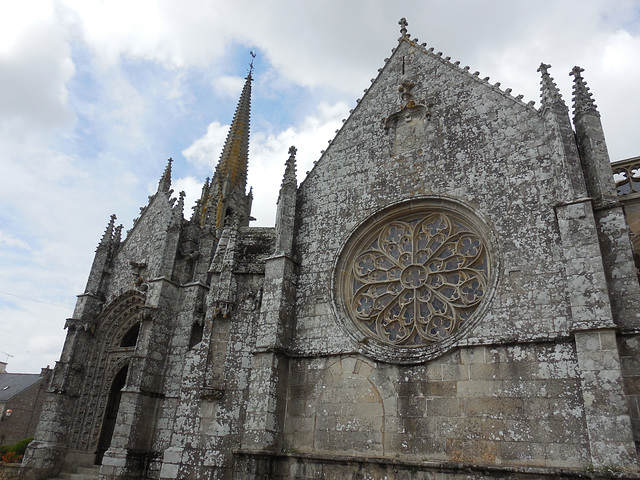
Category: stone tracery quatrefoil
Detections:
[{"x1": 340, "y1": 206, "x2": 490, "y2": 348}]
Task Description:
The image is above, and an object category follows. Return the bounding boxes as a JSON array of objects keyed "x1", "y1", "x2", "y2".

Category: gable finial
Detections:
[{"x1": 399, "y1": 18, "x2": 408, "y2": 37}]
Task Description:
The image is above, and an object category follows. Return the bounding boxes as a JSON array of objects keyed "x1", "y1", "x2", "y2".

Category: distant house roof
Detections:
[{"x1": 0, "y1": 373, "x2": 43, "y2": 402}]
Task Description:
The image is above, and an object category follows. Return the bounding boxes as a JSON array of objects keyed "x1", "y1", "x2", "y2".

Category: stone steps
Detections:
[{"x1": 49, "y1": 465, "x2": 101, "y2": 480}]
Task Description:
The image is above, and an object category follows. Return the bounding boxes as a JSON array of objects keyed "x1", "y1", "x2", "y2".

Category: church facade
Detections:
[{"x1": 21, "y1": 20, "x2": 640, "y2": 479}]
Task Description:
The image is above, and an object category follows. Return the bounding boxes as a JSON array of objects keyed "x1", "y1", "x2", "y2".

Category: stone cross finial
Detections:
[
  {"x1": 288, "y1": 145, "x2": 297, "y2": 156},
  {"x1": 399, "y1": 18, "x2": 408, "y2": 37},
  {"x1": 570, "y1": 66, "x2": 585, "y2": 79},
  {"x1": 537, "y1": 63, "x2": 551, "y2": 75}
]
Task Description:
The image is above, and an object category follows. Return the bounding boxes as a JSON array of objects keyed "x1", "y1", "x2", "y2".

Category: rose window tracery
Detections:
[{"x1": 337, "y1": 205, "x2": 491, "y2": 349}]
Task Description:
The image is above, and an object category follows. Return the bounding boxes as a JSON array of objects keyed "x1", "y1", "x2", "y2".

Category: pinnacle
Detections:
[
  {"x1": 99, "y1": 214, "x2": 117, "y2": 248},
  {"x1": 537, "y1": 63, "x2": 566, "y2": 109},
  {"x1": 190, "y1": 177, "x2": 209, "y2": 224},
  {"x1": 281, "y1": 146, "x2": 297, "y2": 188},
  {"x1": 113, "y1": 224, "x2": 123, "y2": 246},
  {"x1": 158, "y1": 158, "x2": 173, "y2": 193},
  {"x1": 172, "y1": 191, "x2": 186, "y2": 226},
  {"x1": 176, "y1": 191, "x2": 185, "y2": 213},
  {"x1": 570, "y1": 66, "x2": 598, "y2": 117}
]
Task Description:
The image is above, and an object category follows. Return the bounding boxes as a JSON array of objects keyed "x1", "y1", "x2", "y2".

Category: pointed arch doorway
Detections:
[{"x1": 95, "y1": 364, "x2": 128, "y2": 465}]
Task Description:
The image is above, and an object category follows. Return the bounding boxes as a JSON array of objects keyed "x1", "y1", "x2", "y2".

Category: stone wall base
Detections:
[
  {"x1": 233, "y1": 450, "x2": 640, "y2": 480},
  {"x1": 0, "y1": 464, "x2": 21, "y2": 480}
]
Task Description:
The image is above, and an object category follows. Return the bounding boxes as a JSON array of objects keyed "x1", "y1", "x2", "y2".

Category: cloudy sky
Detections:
[{"x1": 1, "y1": 0, "x2": 639, "y2": 373}]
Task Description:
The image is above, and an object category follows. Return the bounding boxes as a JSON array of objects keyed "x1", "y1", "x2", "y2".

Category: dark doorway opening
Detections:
[{"x1": 95, "y1": 364, "x2": 128, "y2": 465}]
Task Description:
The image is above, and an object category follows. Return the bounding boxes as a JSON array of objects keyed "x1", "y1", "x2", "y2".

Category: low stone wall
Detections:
[{"x1": 0, "y1": 463, "x2": 22, "y2": 480}]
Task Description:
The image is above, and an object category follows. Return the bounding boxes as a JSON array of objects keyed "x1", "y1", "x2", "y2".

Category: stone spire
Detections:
[
  {"x1": 157, "y1": 158, "x2": 173, "y2": 193},
  {"x1": 570, "y1": 66, "x2": 598, "y2": 117},
  {"x1": 199, "y1": 65, "x2": 254, "y2": 229},
  {"x1": 538, "y1": 63, "x2": 566, "y2": 110},
  {"x1": 213, "y1": 73, "x2": 252, "y2": 196}
]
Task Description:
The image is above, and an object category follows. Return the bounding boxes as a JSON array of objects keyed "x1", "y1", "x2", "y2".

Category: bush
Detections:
[
  {"x1": 0, "y1": 437, "x2": 33, "y2": 463},
  {"x1": 11, "y1": 437, "x2": 33, "y2": 456}
]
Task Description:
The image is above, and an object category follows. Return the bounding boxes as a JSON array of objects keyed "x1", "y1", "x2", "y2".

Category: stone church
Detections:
[{"x1": 19, "y1": 19, "x2": 640, "y2": 479}]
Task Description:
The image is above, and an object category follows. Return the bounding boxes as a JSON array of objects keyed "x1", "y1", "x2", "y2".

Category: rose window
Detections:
[{"x1": 337, "y1": 204, "x2": 491, "y2": 349}]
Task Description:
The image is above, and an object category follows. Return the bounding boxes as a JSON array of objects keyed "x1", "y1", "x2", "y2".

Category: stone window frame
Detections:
[{"x1": 331, "y1": 196, "x2": 499, "y2": 364}]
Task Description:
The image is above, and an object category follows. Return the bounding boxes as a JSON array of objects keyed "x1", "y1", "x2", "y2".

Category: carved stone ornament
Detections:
[{"x1": 333, "y1": 198, "x2": 497, "y2": 363}]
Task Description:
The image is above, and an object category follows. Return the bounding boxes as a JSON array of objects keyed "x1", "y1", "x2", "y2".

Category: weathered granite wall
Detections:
[{"x1": 285, "y1": 343, "x2": 589, "y2": 468}]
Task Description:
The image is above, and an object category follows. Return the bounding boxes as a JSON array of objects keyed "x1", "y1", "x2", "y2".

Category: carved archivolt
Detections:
[{"x1": 334, "y1": 199, "x2": 495, "y2": 362}]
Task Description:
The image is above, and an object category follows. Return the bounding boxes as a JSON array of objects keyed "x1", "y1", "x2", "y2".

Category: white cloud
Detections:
[
  {"x1": 182, "y1": 121, "x2": 229, "y2": 173},
  {"x1": 213, "y1": 76, "x2": 245, "y2": 98},
  {"x1": 0, "y1": 1, "x2": 75, "y2": 136},
  {"x1": 0, "y1": 231, "x2": 31, "y2": 250},
  {"x1": 172, "y1": 175, "x2": 203, "y2": 219}
]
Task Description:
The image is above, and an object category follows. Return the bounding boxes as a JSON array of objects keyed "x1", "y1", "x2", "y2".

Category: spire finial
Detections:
[
  {"x1": 249, "y1": 50, "x2": 256, "y2": 77},
  {"x1": 399, "y1": 18, "x2": 408, "y2": 37},
  {"x1": 158, "y1": 158, "x2": 173, "y2": 193},
  {"x1": 570, "y1": 65, "x2": 598, "y2": 117},
  {"x1": 537, "y1": 63, "x2": 565, "y2": 108}
]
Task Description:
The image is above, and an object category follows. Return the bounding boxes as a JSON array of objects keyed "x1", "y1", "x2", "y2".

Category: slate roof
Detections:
[{"x1": 0, "y1": 373, "x2": 42, "y2": 402}]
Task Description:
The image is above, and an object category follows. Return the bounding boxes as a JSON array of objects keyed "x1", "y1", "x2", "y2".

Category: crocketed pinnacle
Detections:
[
  {"x1": 537, "y1": 63, "x2": 566, "y2": 109},
  {"x1": 281, "y1": 146, "x2": 297, "y2": 188},
  {"x1": 213, "y1": 72, "x2": 252, "y2": 193},
  {"x1": 570, "y1": 66, "x2": 598, "y2": 117},
  {"x1": 158, "y1": 158, "x2": 173, "y2": 193},
  {"x1": 99, "y1": 214, "x2": 117, "y2": 249},
  {"x1": 171, "y1": 191, "x2": 185, "y2": 227},
  {"x1": 113, "y1": 224, "x2": 123, "y2": 247}
]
